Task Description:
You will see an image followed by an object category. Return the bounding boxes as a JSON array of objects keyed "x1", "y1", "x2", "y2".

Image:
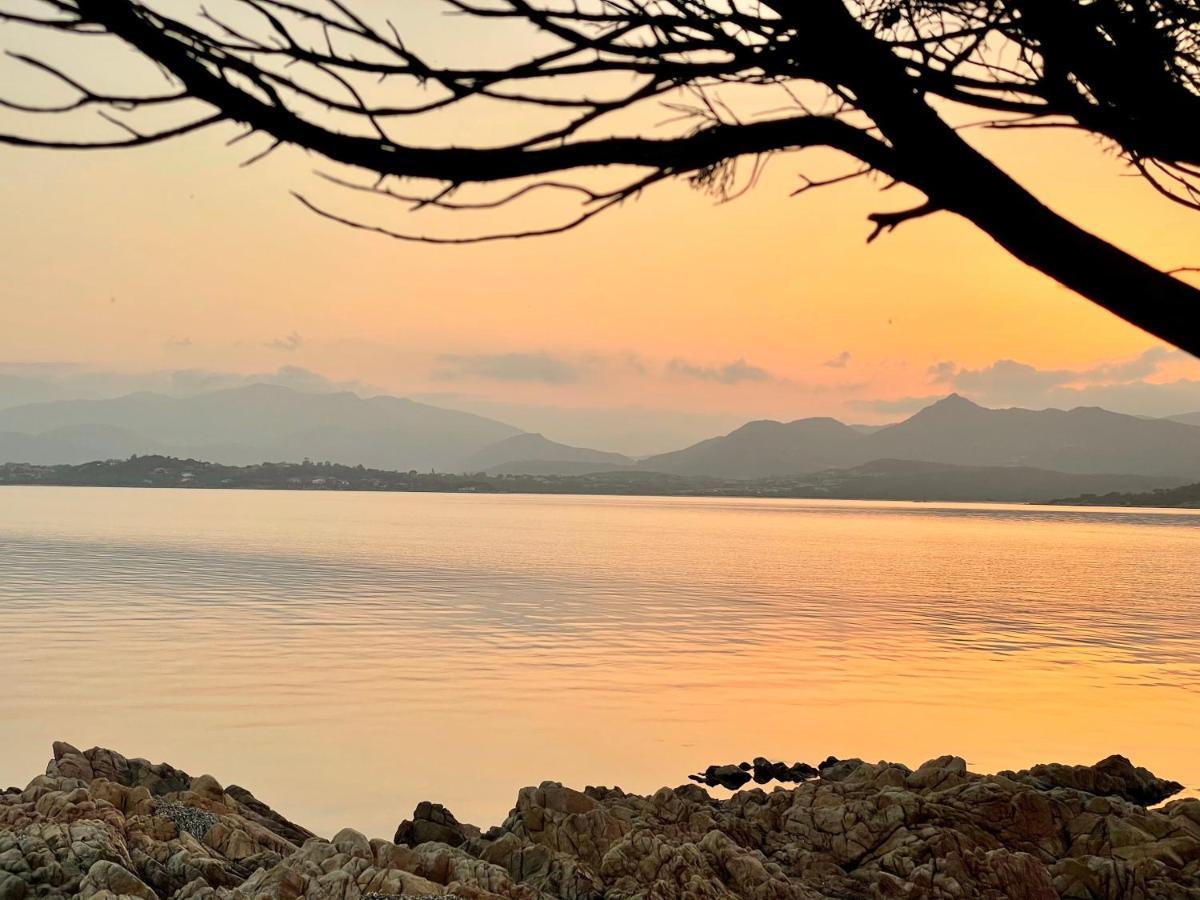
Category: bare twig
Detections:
[{"x1": 866, "y1": 201, "x2": 942, "y2": 243}]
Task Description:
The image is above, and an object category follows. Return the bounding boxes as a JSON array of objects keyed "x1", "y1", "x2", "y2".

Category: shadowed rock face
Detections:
[{"x1": 1, "y1": 744, "x2": 1197, "y2": 900}]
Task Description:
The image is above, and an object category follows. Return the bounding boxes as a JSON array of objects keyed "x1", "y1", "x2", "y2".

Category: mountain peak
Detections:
[
  {"x1": 903, "y1": 393, "x2": 986, "y2": 421},
  {"x1": 934, "y1": 392, "x2": 979, "y2": 409}
]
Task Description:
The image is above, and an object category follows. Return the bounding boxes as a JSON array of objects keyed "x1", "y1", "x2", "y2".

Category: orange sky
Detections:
[{"x1": 2, "y1": 4, "x2": 1200, "y2": 449}]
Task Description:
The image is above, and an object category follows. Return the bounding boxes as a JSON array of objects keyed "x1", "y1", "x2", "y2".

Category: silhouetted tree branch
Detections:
[
  {"x1": 1, "y1": 0, "x2": 1198, "y2": 352},
  {"x1": 866, "y1": 0, "x2": 1200, "y2": 208}
]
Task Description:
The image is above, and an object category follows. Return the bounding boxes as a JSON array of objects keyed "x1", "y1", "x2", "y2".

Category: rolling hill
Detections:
[
  {"x1": 638, "y1": 417, "x2": 863, "y2": 478},
  {"x1": 1047, "y1": 480, "x2": 1200, "y2": 508},
  {"x1": 457, "y1": 432, "x2": 633, "y2": 474}
]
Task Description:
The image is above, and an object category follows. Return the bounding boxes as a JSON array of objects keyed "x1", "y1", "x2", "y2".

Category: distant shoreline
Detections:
[
  {"x1": 4, "y1": 483, "x2": 1198, "y2": 514},
  {"x1": 3, "y1": 455, "x2": 1200, "y2": 510}
]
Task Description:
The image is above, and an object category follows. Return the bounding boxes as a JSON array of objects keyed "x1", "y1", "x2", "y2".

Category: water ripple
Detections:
[{"x1": 2, "y1": 488, "x2": 1199, "y2": 837}]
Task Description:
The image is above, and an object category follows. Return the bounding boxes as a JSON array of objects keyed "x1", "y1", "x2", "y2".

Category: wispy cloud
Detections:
[
  {"x1": 933, "y1": 348, "x2": 1187, "y2": 395},
  {"x1": 852, "y1": 395, "x2": 946, "y2": 416},
  {"x1": 168, "y1": 365, "x2": 376, "y2": 396},
  {"x1": 937, "y1": 359, "x2": 1075, "y2": 394},
  {"x1": 1086, "y1": 346, "x2": 1182, "y2": 383},
  {"x1": 925, "y1": 347, "x2": 1200, "y2": 416},
  {"x1": 433, "y1": 352, "x2": 585, "y2": 384},
  {"x1": 823, "y1": 351, "x2": 852, "y2": 369},
  {"x1": 927, "y1": 361, "x2": 958, "y2": 383},
  {"x1": 0, "y1": 365, "x2": 380, "y2": 411},
  {"x1": 666, "y1": 357, "x2": 775, "y2": 385},
  {"x1": 265, "y1": 331, "x2": 303, "y2": 352}
]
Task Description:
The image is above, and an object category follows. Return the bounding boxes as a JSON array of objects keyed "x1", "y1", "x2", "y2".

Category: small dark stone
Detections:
[
  {"x1": 693, "y1": 757, "x2": 825, "y2": 789},
  {"x1": 788, "y1": 762, "x2": 819, "y2": 781},
  {"x1": 705, "y1": 764, "x2": 752, "y2": 790}
]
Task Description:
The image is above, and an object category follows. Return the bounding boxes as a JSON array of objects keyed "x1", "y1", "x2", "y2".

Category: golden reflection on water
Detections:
[{"x1": 1, "y1": 487, "x2": 1199, "y2": 838}]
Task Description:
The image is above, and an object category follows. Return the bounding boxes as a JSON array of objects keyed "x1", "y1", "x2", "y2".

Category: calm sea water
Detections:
[{"x1": 2, "y1": 486, "x2": 1199, "y2": 837}]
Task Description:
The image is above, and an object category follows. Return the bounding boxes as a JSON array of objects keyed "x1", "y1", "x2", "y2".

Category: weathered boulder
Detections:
[
  {"x1": 78, "y1": 861, "x2": 157, "y2": 900},
  {"x1": 394, "y1": 803, "x2": 480, "y2": 849},
  {"x1": 1004, "y1": 755, "x2": 1185, "y2": 807}
]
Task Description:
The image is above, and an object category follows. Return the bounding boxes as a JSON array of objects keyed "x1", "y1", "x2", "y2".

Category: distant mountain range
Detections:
[
  {"x1": 0, "y1": 385, "x2": 521, "y2": 470},
  {"x1": 4, "y1": 387, "x2": 1200, "y2": 493},
  {"x1": 638, "y1": 394, "x2": 1200, "y2": 479}
]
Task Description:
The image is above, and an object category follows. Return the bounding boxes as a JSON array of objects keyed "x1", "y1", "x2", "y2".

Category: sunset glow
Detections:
[{"x1": 3, "y1": 9, "x2": 1199, "y2": 451}]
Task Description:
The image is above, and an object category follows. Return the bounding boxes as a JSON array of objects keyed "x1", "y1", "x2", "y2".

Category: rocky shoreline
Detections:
[{"x1": 3, "y1": 743, "x2": 1199, "y2": 899}]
